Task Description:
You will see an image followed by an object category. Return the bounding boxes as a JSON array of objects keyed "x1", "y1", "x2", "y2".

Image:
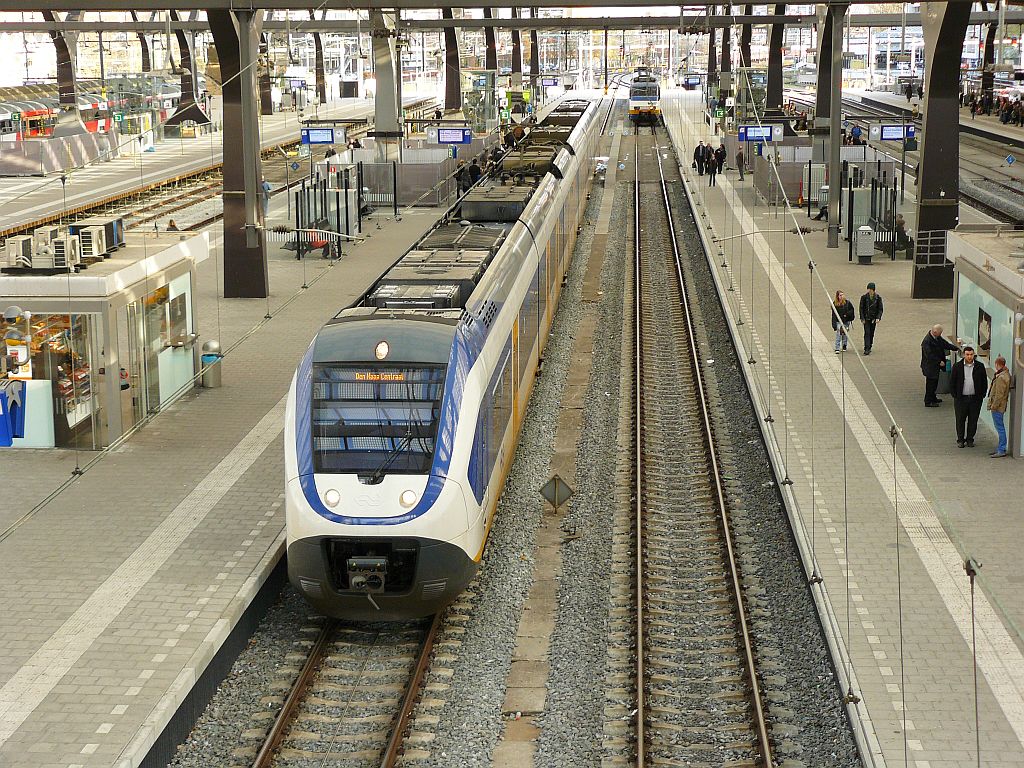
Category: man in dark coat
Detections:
[
  {"x1": 859, "y1": 282, "x2": 883, "y2": 355},
  {"x1": 693, "y1": 141, "x2": 709, "y2": 175},
  {"x1": 949, "y1": 346, "x2": 988, "y2": 447},
  {"x1": 920, "y1": 324, "x2": 960, "y2": 407}
]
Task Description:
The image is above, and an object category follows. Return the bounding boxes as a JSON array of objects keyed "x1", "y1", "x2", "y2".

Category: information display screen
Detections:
[
  {"x1": 437, "y1": 127, "x2": 472, "y2": 144},
  {"x1": 741, "y1": 125, "x2": 773, "y2": 141},
  {"x1": 686, "y1": 76, "x2": 701, "y2": 86},
  {"x1": 302, "y1": 127, "x2": 335, "y2": 145},
  {"x1": 541, "y1": 77, "x2": 559, "y2": 86},
  {"x1": 880, "y1": 124, "x2": 912, "y2": 140}
]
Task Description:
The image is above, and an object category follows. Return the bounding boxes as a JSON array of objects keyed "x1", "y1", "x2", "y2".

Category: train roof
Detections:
[{"x1": 327, "y1": 98, "x2": 598, "y2": 333}]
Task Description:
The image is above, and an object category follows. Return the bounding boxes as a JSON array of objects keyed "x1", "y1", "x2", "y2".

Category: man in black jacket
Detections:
[
  {"x1": 920, "y1": 325, "x2": 960, "y2": 407},
  {"x1": 859, "y1": 282, "x2": 883, "y2": 354},
  {"x1": 950, "y1": 346, "x2": 988, "y2": 447},
  {"x1": 693, "y1": 141, "x2": 709, "y2": 175}
]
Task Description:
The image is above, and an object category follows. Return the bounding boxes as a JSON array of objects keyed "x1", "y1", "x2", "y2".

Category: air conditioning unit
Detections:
[
  {"x1": 51, "y1": 235, "x2": 81, "y2": 269},
  {"x1": 33, "y1": 225, "x2": 60, "y2": 249},
  {"x1": 78, "y1": 226, "x2": 107, "y2": 259},
  {"x1": 6, "y1": 235, "x2": 33, "y2": 268}
]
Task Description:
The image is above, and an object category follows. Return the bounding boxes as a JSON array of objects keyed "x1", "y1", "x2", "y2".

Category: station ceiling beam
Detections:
[
  {"x1": 2, "y1": 11, "x2": 1022, "y2": 33},
  {"x1": 0, "y1": 0, "x2": 988, "y2": 11}
]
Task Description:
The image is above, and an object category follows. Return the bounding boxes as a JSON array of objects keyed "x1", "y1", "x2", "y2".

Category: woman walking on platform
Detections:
[{"x1": 831, "y1": 290, "x2": 855, "y2": 353}]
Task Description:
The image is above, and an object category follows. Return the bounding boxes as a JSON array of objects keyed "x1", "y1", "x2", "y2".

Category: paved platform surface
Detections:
[
  {"x1": 666, "y1": 92, "x2": 1024, "y2": 767},
  {"x1": 0, "y1": 190, "x2": 441, "y2": 767},
  {"x1": 0, "y1": 96, "x2": 426, "y2": 235}
]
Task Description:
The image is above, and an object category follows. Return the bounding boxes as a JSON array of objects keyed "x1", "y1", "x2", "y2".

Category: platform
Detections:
[
  {"x1": 851, "y1": 88, "x2": 1024, "y2": 152},
  {"x1": 664, "y1": 91, "x2": 1024, "y2": 767},
  {"x1": 0, "y1": 96, "x2": 426, "y2": 237},
  {"x1": 0, "y1": 189, "x2": 441, "y2": 766}
]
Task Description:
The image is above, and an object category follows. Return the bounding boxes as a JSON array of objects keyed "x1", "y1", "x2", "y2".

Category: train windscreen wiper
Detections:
[{"x1": 366, "y1": 433, "x2": 414, "y2": 484}]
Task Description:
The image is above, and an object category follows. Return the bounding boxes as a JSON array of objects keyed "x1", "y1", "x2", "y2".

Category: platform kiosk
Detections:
[
  {"x1": 0, "y1": 232, "x2": 205, "y2": 450},
  {"x1": 950, "y1": 229, "x2": 1024, "y2": 458}
]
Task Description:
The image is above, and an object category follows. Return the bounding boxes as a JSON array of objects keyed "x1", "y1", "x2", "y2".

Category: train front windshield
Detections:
[{"x1": 311, "y1": 364, "x2": 447, "y2": 475}]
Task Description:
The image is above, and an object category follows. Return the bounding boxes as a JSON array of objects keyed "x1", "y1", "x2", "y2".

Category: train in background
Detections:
[
  {"x1": 0, "y1": 75, "x2": 187, "y2": 140},
  {"x1": 284, "y1": 97, "x2": 603, "y2": 620},
  {"x1": 628, "y1": 67, "x2": 662, "y2": 124}
]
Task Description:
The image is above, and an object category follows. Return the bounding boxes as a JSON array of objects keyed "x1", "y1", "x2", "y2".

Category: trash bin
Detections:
[
  {"x1": 201, "y1": 340, "x2": 223, "y2": 389},
  {"x1": 856, "y1": 225, "x2": 875, "y2": 264},
  {"x1": 818, "y1": 186, "x2": 829, "y2": 206}
]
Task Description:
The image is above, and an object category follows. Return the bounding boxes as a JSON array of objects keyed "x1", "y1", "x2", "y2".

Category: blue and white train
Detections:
[
  {"x1": 628, "y1": 67, "x2": 662, "y2": 124},
  {"x1": 284, "y1": 98, "x2": 602, "y2": 620}
]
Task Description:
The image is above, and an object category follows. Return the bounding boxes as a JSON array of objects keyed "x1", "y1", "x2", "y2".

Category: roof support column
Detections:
[
  {"x1": 309, "y1": 11, "x2": 328, "y2": 106},
  {"x1": 208, "y1": 8, "x2": 269, "y2": 299},
  {"x1": 981, "y1": 1, "x2": 998, "y2": 105},
  {"x1": 370, "y1": 11, "x2": 401, "y2": 162},
  {"x1": 511, "y1": 10, "x2": 523, "y2": 89},
  {"x1": 259, "y1": 34, "x2": 274, "y2": 115},
  {"x1": 826, "y1": 2, "x2": 848, "y2": 248},
  {"x1": 739, "y1": 4, "x2": 752, "y2": 68},
  {"x1": 812, "y1": 6, "x2": 834, "y2": 162},
  {"x1": 707, "y1": 12, "x2": 717, "y2": 91},
  {"x1": 165, "y1": 10, "x2": 210, "y2": 126},
  {"x1": 483, "y1": 8, "x2": 497, "y2": 72},
  {"x1": 130, "y1": 11, "x2": 151, "y2": 72},
  {"x1": 530, "y1": 9, "x2": 540, "y2": 93},
  {"x1": 913, "y1": 1, "x2": 972, "y2": 298},
  {"x1": 766, "y1": 4, "x2": 785, "y2": 109},
  {"x1": 43, "y1": 10, "x2": 87, "y2": 137},
  {"x1": 442, "y1": 8, "x2": 462, "y2": 111},
  {"x1": 719, "y1": 6, "x2": 730, "y2": 99}
]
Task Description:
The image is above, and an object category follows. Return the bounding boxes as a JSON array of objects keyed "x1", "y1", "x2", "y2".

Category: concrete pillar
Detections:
[
  {"x1": 369, "y1": 11, "x2": 401, "y2": 162},
  {"x1": 442, "y1": 8, "x2": 462, "y2": 111},
  {"x1": 43, "y1": 10, "x2": 88, "y2": 137},
  {"x1": 826, "y1": 3, "x2": 848, "y2": 248},
  {"x1": 208, "y1": 9, "x2": 269, "y2": 299},
  {"x1": 165, "y1": 10, "x2": 210, "y2": 126},
  {"x1": 913, "y1": 1, "x2": 972, "y2": 299},
  {"x1": 483, "y1": 8, "x2": 497, "y2": 72},
  {"x1": 766, "y1": 4, "x2": 786, "y2": 109},
  {"x1": 130, "y1": 11, "x2": 151, "y2": 72}
]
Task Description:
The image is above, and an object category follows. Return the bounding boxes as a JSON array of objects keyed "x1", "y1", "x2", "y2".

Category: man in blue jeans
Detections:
[{"x1": 987, "y1": 355, "x2": 1011, "y2": 457}]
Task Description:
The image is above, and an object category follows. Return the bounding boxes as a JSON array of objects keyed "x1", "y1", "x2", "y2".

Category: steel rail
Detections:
[
  {"x1": 632, "y1": 131, "x2": 646, "y2": 768},
  {"x1": 651, "y1": 134, "x2": 774, "y2": 766},
  {"x1": 379, "y1": 611, "x2": 442, "y2": 768},
  {"x1": 250, "y1": 620, "x2": 336, "y2": 768}
]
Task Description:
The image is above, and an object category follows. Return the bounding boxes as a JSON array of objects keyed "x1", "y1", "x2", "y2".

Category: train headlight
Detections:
[
  {"x1": 399, "y1": 489, "x2": 417, "y2": 508},
  {"x1": 323, "y1": 488, "x2": 341, "y2": 508},
  {"x1": 374, "y1": 340, "x2": 390, "y2": 360}
]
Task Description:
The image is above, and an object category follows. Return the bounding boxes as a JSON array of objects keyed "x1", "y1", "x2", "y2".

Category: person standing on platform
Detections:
[
  {"x1": 467, "y1": 158, "x2": 482, "y2": 186},
  {"x1": 693, "y1": 141, "x2": 708, "y2": 175},
  {"x1": 859, "y1": 282, "x2": 883, "y2": 355},
  {"x1": 921, "y1": 325, "x2": 960, "y2": 406},
  {"x1": 707, "y1": 154, "x2": 718, "y2": 186},
  {"x1": 715, "y1": 143, "x2": 727, "y2": 174},
  {"x1": 950, "y1": 346, "x2": 987, "y2": 448},
  {"x1": 736, "y1": 146, "x2": 745, "y2": 181},
  {"x1": 831, "y1": 291, "x2": 855, "y2": 353},
  {"x1": 260, "y1": 178, "x2": 271, "y2": 218},
  {"x1": 987, "y1": 355, "x2": 1011, "y2": 457}
]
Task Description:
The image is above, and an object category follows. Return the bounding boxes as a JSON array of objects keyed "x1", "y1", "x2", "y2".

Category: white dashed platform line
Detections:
[
  {"x1": 0, "y1": 395, "x2": 287, "y2": 746},
  {"x1": 709, "y1": 163, "x2": 1024, "y2": 750}
]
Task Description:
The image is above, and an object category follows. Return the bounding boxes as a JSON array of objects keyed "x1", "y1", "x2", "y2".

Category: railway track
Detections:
[
  {"x1": 631, "y1": 130, "x2": 773, "y2": 765},
  {"x1": 252, "y1": 614, "x2": 440, "y2": 768}
]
